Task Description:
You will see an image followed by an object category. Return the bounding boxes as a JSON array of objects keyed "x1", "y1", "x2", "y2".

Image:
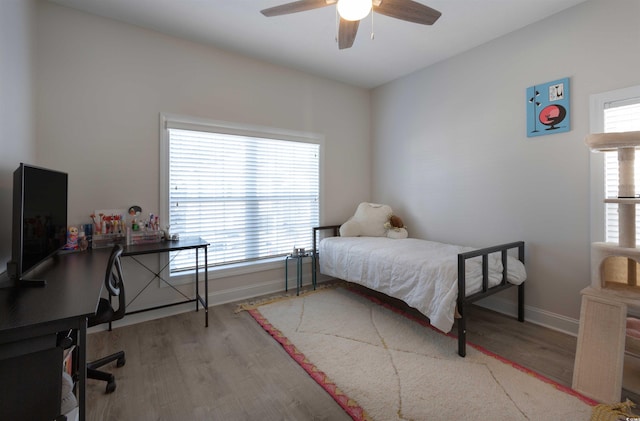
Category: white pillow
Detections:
[
  {"x1": 339, "y1": 220, "x2": 362, "y2": 237},
  {"x1": 340, "y1": 202, "x2": 392, "y2": 237}
]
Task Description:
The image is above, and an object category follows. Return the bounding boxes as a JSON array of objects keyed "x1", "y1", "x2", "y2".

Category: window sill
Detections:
[
  {"x1": 207, "y1": 257, "x2": 288, "y2": 279},
  {"x1": 167, "y1": 256, "x2": 302, "y2": 286}
]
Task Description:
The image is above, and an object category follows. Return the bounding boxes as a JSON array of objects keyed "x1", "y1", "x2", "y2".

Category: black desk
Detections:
[
  {"x1": 122, "y1": 237, "x2": 209, "y2": 327},
  {"x1": 0, "y1": 238, "x2": 210, "y2": 420},
  {"x1": 0, "y1": 249, "x2": 110, "y2": 421}
]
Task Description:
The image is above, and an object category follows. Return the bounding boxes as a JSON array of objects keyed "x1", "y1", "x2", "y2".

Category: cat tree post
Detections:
[
  {"x1": 619, "y1": 147, "x2": 636, "y2": 249},
  {"x1": 573, "y1": 131, "x2": 640, "y2": 403}
]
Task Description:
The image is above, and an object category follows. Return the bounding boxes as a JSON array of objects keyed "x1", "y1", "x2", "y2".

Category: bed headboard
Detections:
[{"x1": 312, "y1": 225, "x2": 341, "y2": 256}]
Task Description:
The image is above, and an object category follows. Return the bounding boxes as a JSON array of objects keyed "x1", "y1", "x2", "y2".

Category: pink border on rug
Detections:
[
  {"x1": 248, "y1": 308, "x2": 369, "y2": 421},
  {"x1": 346, "y1": 285, "x2": 600, "y2": 407},
  {"x1": 248, "y1": 286, "x2": 598, "y2": 421}
]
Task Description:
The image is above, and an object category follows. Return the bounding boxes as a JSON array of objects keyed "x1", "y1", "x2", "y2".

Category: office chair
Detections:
[{"x1": 87, "y1": 244, "x2": 126, "y2": 393}]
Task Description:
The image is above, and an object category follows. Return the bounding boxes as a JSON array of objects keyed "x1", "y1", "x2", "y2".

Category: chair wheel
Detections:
[
  {"x1": 116, "y1": 355, "x2": 126, "y2": 367},
  {"x1": 105, "y1": 377, "x2": 116, "y2": 394}
]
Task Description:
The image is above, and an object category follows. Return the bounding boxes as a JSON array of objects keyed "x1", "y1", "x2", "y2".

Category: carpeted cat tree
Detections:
[{"x1": 573, "y1": 130, "x2": 640, "y2": 403}]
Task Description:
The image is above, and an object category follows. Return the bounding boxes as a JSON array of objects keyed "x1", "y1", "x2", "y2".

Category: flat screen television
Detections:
[{"x1": 8, "y1": 163, "x2": 68, "y2": 286}]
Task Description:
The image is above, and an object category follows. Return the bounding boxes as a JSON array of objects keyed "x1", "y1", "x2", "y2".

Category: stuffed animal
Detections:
[
  {"x1": 340, "y1": 202, "x2": 408, "y2": 239},
  {"x1": 387, "y1": 215, "x2": 404, "y2": 229},
  {"x1": 384, "y1": 214, "x2": 408, "y2": 239}
]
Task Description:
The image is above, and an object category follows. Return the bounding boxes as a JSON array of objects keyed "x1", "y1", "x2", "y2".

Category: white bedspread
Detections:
[{"x1": 319, "y1": 237, "x2": 527, "y2": 333}]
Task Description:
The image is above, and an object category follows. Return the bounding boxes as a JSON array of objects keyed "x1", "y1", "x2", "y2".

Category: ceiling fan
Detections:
[{"x1": 260, "y1": 0, "x2": 441, "y2": 50}]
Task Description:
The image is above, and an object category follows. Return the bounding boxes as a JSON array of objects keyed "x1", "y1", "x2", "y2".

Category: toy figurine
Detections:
[
  {"x1": 64, "y1": 226, "x2": 79, "y2": 250},
  {"x1": 129, "y1": 205, "x2": 142, "y2": 231}
]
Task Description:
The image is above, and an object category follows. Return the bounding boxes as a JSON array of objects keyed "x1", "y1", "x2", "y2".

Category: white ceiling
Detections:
[{"x1": 48, "y1": 0, "x2": 588, "y2": 89}]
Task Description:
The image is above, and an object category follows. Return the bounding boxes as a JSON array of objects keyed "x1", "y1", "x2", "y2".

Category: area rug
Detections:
[{"x1": 244, "y1": 286, "x2": 596, "y2": 421}]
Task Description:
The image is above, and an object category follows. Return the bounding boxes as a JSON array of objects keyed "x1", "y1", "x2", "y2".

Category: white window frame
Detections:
[
  {"x1": 589, "y1": 85, "x2": 640, "y2": 244},
  {"x1": 159, "y1": 113, "x2": 325, "y2": 282}
]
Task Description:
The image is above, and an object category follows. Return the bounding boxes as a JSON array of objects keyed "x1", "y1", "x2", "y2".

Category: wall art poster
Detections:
[{"x1": 526, "y1": 77, "x2": 570, "y2": 137}]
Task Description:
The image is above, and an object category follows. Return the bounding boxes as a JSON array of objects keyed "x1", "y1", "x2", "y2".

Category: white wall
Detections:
[
  {"x1": 0, "y1": 0, "x2": 37, "y2": 274},
  {"x1": 35, "y1": 2, "x2": 371, "y2": 226},
  {"x1": 371, "y1": 0, "x2": 640, "y2": 333},
  {"x1": 8, "y1": 0, "x2": 637, "y2": 331},
  {"x1": 21, "y1": 1, "x2": 371, "y2": 308}
]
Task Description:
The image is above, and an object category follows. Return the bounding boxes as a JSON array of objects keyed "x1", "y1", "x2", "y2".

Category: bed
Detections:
[{"x1": 312, "y1": 225, "x2": 526, "y2": 357}]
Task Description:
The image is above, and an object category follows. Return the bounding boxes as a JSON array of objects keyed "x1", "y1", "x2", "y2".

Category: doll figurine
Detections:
[{"x1": 64, "y1": 226, "x2": 79, "y2": 250}]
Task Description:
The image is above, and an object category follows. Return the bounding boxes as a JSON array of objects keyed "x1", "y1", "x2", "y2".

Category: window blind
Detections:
[
  {"x1": 167, "y1": 128, "x2": 320, "y2": 273},
  {"x1": 603, "y1": 98, "x2": 640, "y2": 243}
]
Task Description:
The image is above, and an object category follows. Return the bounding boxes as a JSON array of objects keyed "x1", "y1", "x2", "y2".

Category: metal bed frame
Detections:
[{"x1": 312, "y1": 225, "x2": 525, "y2": 357}]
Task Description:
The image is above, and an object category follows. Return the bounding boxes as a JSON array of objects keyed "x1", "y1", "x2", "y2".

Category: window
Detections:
[
  {"x1": 160, "y1": 114, "x2": 322, "y2": 276},
  {"x1": 590, "y1": 85, "x2": 640, "y2": 243}
]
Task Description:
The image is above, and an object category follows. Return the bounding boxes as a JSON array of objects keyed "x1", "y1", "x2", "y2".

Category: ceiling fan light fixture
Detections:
[{"x1": 337, "y1": 0, "x2": 371, "y2": 21}]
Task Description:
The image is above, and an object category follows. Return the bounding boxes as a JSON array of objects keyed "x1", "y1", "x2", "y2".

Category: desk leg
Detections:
[
  {"x1": 195, "y1": 248, "x2": 200, "y2": 313},
  {"x1": 78, "y1": 318, "x2": 87, "y2": 421},
  {"x1": 285, "y1": 256, "x2": 289, "y2": 292},
  {"x1": 297, "y1": 257, "x2": 302, "y2": 296},
  {"x1": 204, "y1": 247, "x2": 209, "y2": 328},
  {"x1": 311, "y1": 254, "x2": 316, "y2": 290}
]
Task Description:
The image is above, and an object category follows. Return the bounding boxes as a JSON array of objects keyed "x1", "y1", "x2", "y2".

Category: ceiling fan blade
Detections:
[
  {"x1": 338, "y1": 18, "x2": 359, "y2": 49},
  {"x1": 261, "y1": 0, "x2": 335, "y2": 17},
  {"x1": 374, "y1": 0, "x2": 441, "y2": 25}
]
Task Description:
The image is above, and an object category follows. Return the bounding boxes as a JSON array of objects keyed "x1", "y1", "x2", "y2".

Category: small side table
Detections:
[{"x1": 285, "y1": 253, "x2": 316, "y2": 296}]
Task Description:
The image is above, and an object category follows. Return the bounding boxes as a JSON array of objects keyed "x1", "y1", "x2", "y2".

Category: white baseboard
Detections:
[
  {"x1": 207, "y1": 278, "x2": 285, "y2": 306},
  {"x1": 90, "y1": 276, "x2": 322, "y2": 332},
  {"x1": 91, "y1": 277, "x2": 580, "y2": 339},
  {"x1": 476, "y1": 295, "x2": 580, "y2": 337}
]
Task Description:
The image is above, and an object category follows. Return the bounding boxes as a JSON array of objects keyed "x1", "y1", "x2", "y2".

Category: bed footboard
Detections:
[
  {"x1": 456, "y1": 241, "x2": 525, "y2": 357},
  {"x1": 312, "y1": 226, "x2": 525, "y2": 358}
]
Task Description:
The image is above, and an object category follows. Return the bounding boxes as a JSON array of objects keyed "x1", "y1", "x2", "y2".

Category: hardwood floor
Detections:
[
  {"x1": 86, "y1": 296, "x2": 353, "y2": 420},
  {"x1": 85, "y1": 283, "x2": 638, "y2": 420}
]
